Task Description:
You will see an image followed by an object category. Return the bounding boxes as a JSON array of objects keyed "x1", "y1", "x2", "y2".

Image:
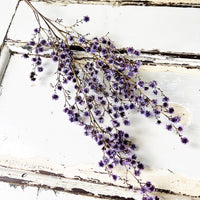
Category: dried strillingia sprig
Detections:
[{"x1": 22, "y1": 1, "x2": 189, "y2": 199}]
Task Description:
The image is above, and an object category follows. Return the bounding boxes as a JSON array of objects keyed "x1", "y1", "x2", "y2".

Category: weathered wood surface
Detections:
[
  {"x1": 6, "y1": 39, "x2": 200, "y2": 74},
  {"x1": 0, "y1": 156, "x2": 199, "y2": 200},
  {"x1": 0, "y1": 52, "x2": 200, "y2": 192},
  {"x1": 1, "y1": 1, "x2": 200, "y2": 199},
  {"x1": 8, "y1": 2, "x2": 200, "y2": 53},
  {"x1": 31, "y1": 0, "x2": 200, "y2": 8}
]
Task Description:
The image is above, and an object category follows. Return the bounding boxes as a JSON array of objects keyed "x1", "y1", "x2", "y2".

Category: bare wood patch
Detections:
[{"x1": 30, "y1": 0, "x2": 200, "y2": 8}]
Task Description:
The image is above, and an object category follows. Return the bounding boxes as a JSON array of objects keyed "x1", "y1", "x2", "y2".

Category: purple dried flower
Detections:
[
  {"x1": 91, "y1": 44, "x2": 98, "y2": 53},
  {"x1": 127, "y1": 47, "x2": 134, "y2": 54},
  {"x1": 112, "y1": 174, "x2": 117, "y2": 181},
  {"x1": 84, "y1": 111, "x2": 89, "y2": 117},
  {"x1": 178, "y1": 126, "x2": 183, "y2": 132},
  {"x1": 162, "y1": 96, "x2": 169, "y2": 102},
  {"x1": 34, "y1": 28, "x2": 39, "y2": 33},
  {"x1": 137, "y1": 80, "x2": 144, "y2": 88},
  {"x1": 23, "y1": 53, "x2": 29, "y2": 58},
  {"x1": 52, "y1": 56, "x2": 58, "y2": 62},
  {"x1": 101, "y1": 48, "x2": 108, "y2": 56},
  {"x1": 145, "y1": 111, "x2": 151, "y2": 117},
  {"x1": 37, "y1": 67, "x2": 43, "y2": 72},
  {"x1": 83, "y1": 16, "x2": 90, "y2": 22},
  {"x1": 123, "y1": 119, "x2": 130, "y2": 126},
  {"x1": 29, "y1": 41, "x2": 35, "y2": 46},
  {"x1": 52, "y1": 94, "x2": 59, "y2": 100},
  {"x1": 138, "y1": 163, "x2": 144, "y2": 170},
  {"x1": 79, "y1": 36, "x2": 85, "y2": 43},
  {"x1": 181, "y1": 137, "x2": 189, "y2": 144},
  {"x1": 129, "y1": 103, "x2": 135, "y2": 110},
  {"x1": 168, "y1": 107, "x2": 174, "y2": 114},
  {"x1": 166, "y1": 124, "x2": 172, "y2": 131},
  {"x1": 134, "y1": 50, "x2": 141, "y2": 56},
  {"x1": 38, "y1": 47, "x2": 44, "y2": 52},
  {"x1": 68, "y1": 35, "x2": 74, "y2": 41},
  {"x1": 98, "y1": 160, "x2": 104, "y2": 167},
  {"x1": 112, "y1": 120, "x2": 120, "y2": 127},
  {"x1": 40, "y1": 39, "x2": 47, "y2": 45},
  {"x1": 171, "y1": 116, "x2": 181, "y2": 123}
]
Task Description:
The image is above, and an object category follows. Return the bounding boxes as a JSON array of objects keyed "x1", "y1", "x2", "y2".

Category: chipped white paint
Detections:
[
  {"x1": 30, "y1": 0, "x2": 200, "y2": 7},
  {"x1": 0, "y1": 155, "x2": 200, "y2": 199},
  {"x1": 1, "y1": 1, "x2": 200, "y2": 199},
  {"x1": 5, "y1": 40, "x2": 200, "y2": 75},
  {"x1": 0, "y1": 54, "x2": 200, "y2": 185}
]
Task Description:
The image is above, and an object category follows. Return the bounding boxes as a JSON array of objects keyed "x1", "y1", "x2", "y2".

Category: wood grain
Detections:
[
  {"x1": 0, "y1": 156, "x2": 199, "y2": 200},
  {"x1": 6, "y1": 39, "x2": 200, "y2": 73},
  {"x1": 30, "y1": 0, "x2": 200, "y2": 8}
]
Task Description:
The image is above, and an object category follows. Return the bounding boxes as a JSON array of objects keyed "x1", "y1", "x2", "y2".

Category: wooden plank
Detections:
[
  {"x1": 0, "y1": 156, "x2": 199, "y2": 200},
  {"x1": 0, "y1": 53, "x2": 200, "y2": 179},
  {"x1": 8, "y1": 2, "x2": 200, "y2": 54},
  {"x1": 6, "y1": 39, "x2": 200, "y2": 73},
  {"x1": 30, "y1": 0, "x2": 200, "y2": 8}
]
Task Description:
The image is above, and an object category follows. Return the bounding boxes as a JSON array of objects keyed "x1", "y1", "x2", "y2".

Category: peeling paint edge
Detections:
[{"x1": 30, "y1": 0, "x2": 200, "y2": 8}]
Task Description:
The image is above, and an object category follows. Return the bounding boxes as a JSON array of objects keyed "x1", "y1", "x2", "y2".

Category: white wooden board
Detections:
[
  {"x1": 7, "y1": 1, "x2": 200, "y2": 53},
  {"x1": 1, "y1": 0, "x2": 200, "y2": 199}
]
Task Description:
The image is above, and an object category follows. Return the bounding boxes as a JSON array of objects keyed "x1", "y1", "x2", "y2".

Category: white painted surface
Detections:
[
  {"x1": 0, "y1": 0, "x2": 18, "y2": 45},
  {"x1": 1, "y1": 1, "x2": 200, "y2": 199},
  {"x1": 7, "y1": 1, "x2": 200, "y2": 53},
  {"x1": 0, "y1": 182, "x2": 106, "y2": 200},
  {"x1": 0, "y1": 54, "x2": 200, "y2": 181}
]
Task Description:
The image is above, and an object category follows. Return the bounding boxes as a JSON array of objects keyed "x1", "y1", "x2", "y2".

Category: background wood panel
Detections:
[
  {"x1": 31, "y1": 0, "x2": 200, "y2": 8},
  {"x1": 7, "y1": 2, "x2": 200, "y2": 54},
  {"x1": 1, "y1": 1, "x2": 200, "y2": 199}
]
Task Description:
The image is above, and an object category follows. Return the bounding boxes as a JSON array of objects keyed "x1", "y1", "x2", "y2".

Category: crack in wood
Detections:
[
  {"x1": 37, "y1": 170, "x2": 65, "y2": 178},
  {"x1": 11, "y1": 49, "x2": 200, "y2": 71},
  {"x1": 71, "y1": 188, "x2": 94, "y2": 195},
  {"x1": 0, "y1": 176, "x2": 31, "y2": 185},
  {"x1": 99, "y1": 194, "x2": 136, "y2": 200},
  {"x1": 6, "y1": 39, "x2": 200, "y2": 62}
]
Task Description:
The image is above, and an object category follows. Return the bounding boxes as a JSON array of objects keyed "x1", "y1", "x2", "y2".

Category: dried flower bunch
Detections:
[{"x1": 22, "y1": 0, "x2": 188, "y2": 199}]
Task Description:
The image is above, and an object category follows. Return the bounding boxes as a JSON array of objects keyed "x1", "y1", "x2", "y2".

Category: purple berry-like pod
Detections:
[
  {"x1": 127, "y1": 47, "x2": 134, "y2": 54},
  {"x1": 181, "y1": 137, "x2": 189, "y2": 144},
  {"x1": 166, "y1": 124, "x2": 173, "y2": 131},
  {"x1": 83, "y1": 16, "x2": 90, "y2": 22},
  {"x1": 23, "y1": 53, "x2": 29, "y2": 58},
  {"x1": 52, "y1": 94, "x2": 59, "y2": 100},
  {"x1": 37, "y1": 67, "x2": 43, "y2": 72},
  {"x1": 40, "y1": 39, "x2": 47, "y2": 45},
  {"x1": 34, "y1": 28, "x2": 39, "y2": 33},
  {"x1": 112, "y1": 174, "x2": 117, "y2": 181},
  {"x1": 29, "y1": 41, "x2": 35, "y2": 46},
  {"x1": 178, "y1": 126, "x2": 183, "y2": 132}
]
